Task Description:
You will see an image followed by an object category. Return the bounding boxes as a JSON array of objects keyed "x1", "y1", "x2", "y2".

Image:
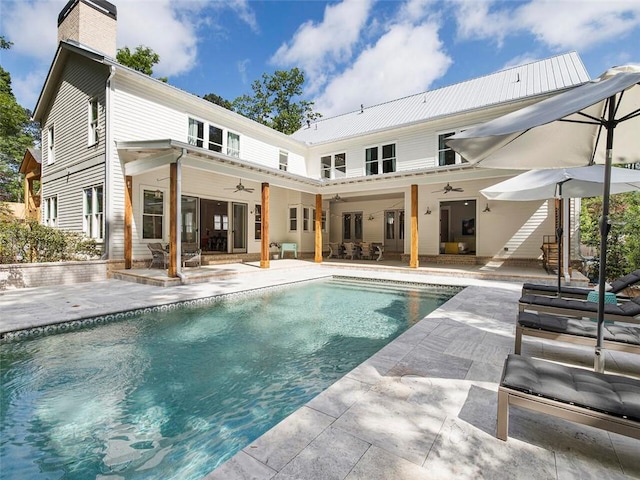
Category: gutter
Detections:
[
  {"x1": 175, "y1": 148, "x2": 187, "y2": 283},
  {"x1": 102, "y1": 65, "x2": 116, "y2": 260}
]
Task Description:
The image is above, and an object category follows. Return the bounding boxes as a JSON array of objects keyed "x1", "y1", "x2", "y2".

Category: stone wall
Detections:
[{"x1": 0, "y1": 260, "x2": 112, "y2": 290}]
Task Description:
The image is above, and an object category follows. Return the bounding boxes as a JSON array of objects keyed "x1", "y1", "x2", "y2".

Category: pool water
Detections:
[{"x1": 0, "y1": 278, "x2": 456, "y2": 479}]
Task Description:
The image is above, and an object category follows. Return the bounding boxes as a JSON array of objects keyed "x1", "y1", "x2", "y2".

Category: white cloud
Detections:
[
  {"x1": 314, "y1": 22, "x2": 452, "y2": 117},
  {"x1": 270, "y1": 0, "x2": 375, "y2": 94},
  {"x1": 453, "y1": 0, "x2": 640, "y2": 52}
]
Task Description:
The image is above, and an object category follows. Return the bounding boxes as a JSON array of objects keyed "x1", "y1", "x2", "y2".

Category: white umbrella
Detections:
[
  {"x1": 447, "y1": 64, "x2": 640, "y2": 372},
  {"x1": 481, "y1": 165, "x2": 640, "y2": 297}
]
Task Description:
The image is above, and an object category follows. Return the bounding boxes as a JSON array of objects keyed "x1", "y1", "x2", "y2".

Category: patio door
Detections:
[
  {"x1": 384, "y1": 210, "x2": 404, "y2": 252},
  {"x1": 231, "y1": 202, "x2": 247, "y2": 253},
  {"x1": 181, "y1": 196, "x2": 198, "y2": 244},
  {"x1": 342, "y1": 212, "x2": 363, "y2": 243}
]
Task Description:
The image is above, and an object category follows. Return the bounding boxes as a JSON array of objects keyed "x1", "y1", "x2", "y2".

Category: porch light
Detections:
[
  {"x1": 424, "y1": 206, "x2": 432, "y2": 215},
  {"x1": 483, "y1": 203, "x2": 491, "y2": 213},
  {"x1": 154, "y1": 189, "x2": 162, "y2": 199}
]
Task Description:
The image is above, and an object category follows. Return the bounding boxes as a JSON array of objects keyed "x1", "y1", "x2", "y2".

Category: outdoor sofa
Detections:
[{"x1": 497, "y1": 354, "x2": 640, "y2": 441}]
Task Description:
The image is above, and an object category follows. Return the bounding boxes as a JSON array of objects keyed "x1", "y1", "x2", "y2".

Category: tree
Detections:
[
  {"x1": 116, "y1": 45, "x2": 167, "y2": 82},
  {"x1": 580, "y1": 189, "x2": 640, "y2": 281},
  {"x1": 0, "y1": 36, "x2": 38, "y2": 202},
  {"x1": 231, "y1": 68, "x2": 321, "y2": 135},
  {"x1": 202, "y1": 93, "x2": 232, "y2": 110}
]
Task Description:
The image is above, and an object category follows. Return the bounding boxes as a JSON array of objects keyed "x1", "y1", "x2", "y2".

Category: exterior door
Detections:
[
  {"x1": 439, "y1": 207, "x2": 451, "y2": 243},
  {"x1": 342, "y1": 212, "x2": 363, "y2": 243},
  {"x1": 232, "y1": 202, "x2": 247, "y2": 253},
  {"x1": 181, "y1": 196, "x2": 198, "y2": 244},
  {"x1": 384, "y1": 210, "x2": 404, "y2": 251}
]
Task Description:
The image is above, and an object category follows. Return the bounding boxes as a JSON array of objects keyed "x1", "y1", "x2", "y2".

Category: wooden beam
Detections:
[
  {"x1": 260, "y1": 182, "x2": 270, "y2": 268},
  {"x1": 410, "y1": 184, "x2": 419, "y2": 268},
  {"x1": 315, "y1": 194, "x2": 323, "y2": 263},
  {"x1": 124, "y1": 176, "x2": 133, "y2": 269},
  {"x1": 168, "y1": 163, "x2": 177, "y2": 277}
]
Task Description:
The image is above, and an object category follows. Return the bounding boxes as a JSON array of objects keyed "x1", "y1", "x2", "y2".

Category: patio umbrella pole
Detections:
[{"x1": 594, "y1": 96, "x2": 616, "y2": 373}]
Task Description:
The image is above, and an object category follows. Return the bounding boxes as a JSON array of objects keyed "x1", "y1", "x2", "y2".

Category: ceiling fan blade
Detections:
[{"x1": 453, "y1": 188, "x2": 464, "y2": 192}]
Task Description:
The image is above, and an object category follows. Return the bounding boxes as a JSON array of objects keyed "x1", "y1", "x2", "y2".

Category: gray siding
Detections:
[{"x1": 40, "y1": 55, "x2": 109, "y2": 234}]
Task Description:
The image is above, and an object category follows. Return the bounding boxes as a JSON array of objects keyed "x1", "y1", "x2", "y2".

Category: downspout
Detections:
[
  {"x1": 176, "y1": 148, "x2": 187, "y2": 283},
  {"x1": 102, "y1": 65, "x2": 116, "y2": 260},
  {"x1": 563, "y1": 198, "x2": 571, "y2": 284}
]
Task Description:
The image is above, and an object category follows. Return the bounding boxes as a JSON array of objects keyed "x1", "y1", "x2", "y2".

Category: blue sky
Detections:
[{"x1": 1, "y1": 0, "x2": 640, "y2": 119}]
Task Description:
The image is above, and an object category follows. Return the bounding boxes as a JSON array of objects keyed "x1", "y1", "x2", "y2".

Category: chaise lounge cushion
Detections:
[
  {"x1": 522, "y1": 269, "x2": 640, "y2": 298},
  {"x1": 518, "y1": 311, "x2": 640, "y2": 346},
  {"x1": 501, "y1": 354, "x2": 640, "y2": 422},
  {"x1": 519, "y1": 294, "x2": 640, "y2": 317},
  {"x1": 610, "y1": 269, "x2": 640, "y2": 293}
]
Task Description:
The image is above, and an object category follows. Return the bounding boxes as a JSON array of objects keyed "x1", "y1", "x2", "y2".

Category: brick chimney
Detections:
[{"x1": 57, "y1": 0, "x2": 117, "y2": 58}]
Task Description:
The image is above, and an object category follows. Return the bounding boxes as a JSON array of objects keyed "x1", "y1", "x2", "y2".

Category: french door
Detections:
[
  {"x1": 384, "y1": 210, "x2": 404, "y2": 252},
  {"x1": 232, "y1": 202, "x2": 247, "y2": 253}
]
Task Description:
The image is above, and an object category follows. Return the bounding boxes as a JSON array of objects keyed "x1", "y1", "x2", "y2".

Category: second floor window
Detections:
[
  {"x1": 188, "y1": 118, "x2": 204, "y2": 148},
  {"x1": 321, "y1": 153, "x2": 346, "y2": 179},
  {"x1": 227, "y1": 132, "x2": 240, "y2": 157},
  {"x1": 47, "y1": 126, "x2": 55, "y2": 164},
  {"x1": 209, "y1": 125, "x2": 223, "y2": 152},
  {"x1": 88, "y1": 99, "x2": 99, "y2": 145},
  {"x1": 83, "y1": 185, "x2": 104, "y2": 239},
  {"x1": 44, "y1": 196, "x2": 57, "y2": 227},
  {"x1": 438, "y1": 132, "x2": 458, "y2": 166},
  {"x1": 279, "y1": 151, "x2": 288, "y2": 171},
  {"x1": 365, "y1": 144, "x2": 395, "y2": 175},
  {"x1": 142, "y1": 190, "x2": 164, "y2": 239}
]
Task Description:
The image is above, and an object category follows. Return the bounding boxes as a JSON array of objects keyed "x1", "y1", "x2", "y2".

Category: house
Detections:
[{"x1": 32, "y1": 0, "x2": 590, "y2": 278}]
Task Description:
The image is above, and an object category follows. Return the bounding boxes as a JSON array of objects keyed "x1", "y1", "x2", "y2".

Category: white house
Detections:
[{"x1": 33, "y1": 0, "x2": 590, "y2": 277}]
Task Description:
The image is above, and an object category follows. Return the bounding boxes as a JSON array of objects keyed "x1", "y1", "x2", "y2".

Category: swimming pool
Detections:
[{"x1": 0, "y1": 277, "x2": 459, "y2": 479}]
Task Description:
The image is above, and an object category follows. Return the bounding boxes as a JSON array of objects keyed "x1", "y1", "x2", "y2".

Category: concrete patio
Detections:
[{"x1": 1, "y1": 261, "x2": 637, "y2": 479}]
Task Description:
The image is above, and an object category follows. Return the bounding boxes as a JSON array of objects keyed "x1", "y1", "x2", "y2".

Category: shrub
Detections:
[{"x1": 0, "y1": 219, "x2": 100, "y2": 263}]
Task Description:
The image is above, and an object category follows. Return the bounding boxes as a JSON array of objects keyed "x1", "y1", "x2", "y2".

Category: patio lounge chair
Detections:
[
  {"x1": 522, "y1": 269, "x2": 640, "y2": 298},
  {"x1": 515, "y1": 311, "x2": 640, "y2": 355},
  {"x1": 519, "y1": 294, "x2": 640, "y2": 324},
  {"x1": 147, "y1": 242, "x2": 168, "y2": 269},
  {"x1": 497, "y1": 354, "x2": 640, "y2": 441}
]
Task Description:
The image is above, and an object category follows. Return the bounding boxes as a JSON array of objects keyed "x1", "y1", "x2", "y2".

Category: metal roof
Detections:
[{"x1": 291, "y1": 52, "x2": 590, "y2": 145}]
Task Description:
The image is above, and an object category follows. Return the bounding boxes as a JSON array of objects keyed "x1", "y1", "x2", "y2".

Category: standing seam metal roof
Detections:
[{"x1": 291, "y1": 52, "x2": 589, "y2": 145}]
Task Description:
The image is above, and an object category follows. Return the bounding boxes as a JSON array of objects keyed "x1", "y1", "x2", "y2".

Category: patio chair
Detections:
[
  {"x1": 182, "y1": 243, "x2": 201, "y2": 268},
  {"x1": 497, "y1": 354, "x2": 640, "y2": 441},
  {"x1": 359, "y1": 242, "x2": 372, "y2": 260},
  {"x1": 522, "y1": 269, "x2": 640, "y2": 299},
  {"x1": 515, "y1": 310, "x2": 640, "y2": 356},
  {"x1": 147, "y1": 242, "x2": 168, "y2": 269},
  {"x1": 519, "y1": 293, "x2": 640, "y2": 324},
  {"x1": 327, "y1": 242, "x2": 342, "y2": 259},
  {"x1": 343, "y1": 242, "x2": 357, "y2": 260}
]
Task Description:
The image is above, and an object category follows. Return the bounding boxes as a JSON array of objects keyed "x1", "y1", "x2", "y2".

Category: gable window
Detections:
[
  {"x1": 279, "y1": 150, "x2": 288, "y2": 171},
  {"x1": 88, "y1": 99, "x2": 99, "y2": 145},
  {"x1": 255, "y1": 204, "x2": 262, "y2": 240},
  {"x1": 227, "y1": 132, "x2": 240, "y2": 157},
  {"x1": 44, "y1": 196, "x2": 57, "y2": 227},
  {"x1": 365, "y1": 144, "x2": 395, "y2": 175},
  {"x1": 188, "y1": 118, "x2": 204, "y2": 148},
  {"x1": 143, "y1": 189, "x2": 164, "y2": 239},
  {"x1": 289, "y1": 207, "x2": 297, "y2": 231},
  {"x1": 209, "y1": 125, "x2": 223, "y2": 152},
  {"x1": 303, "y1": 207, "x2": 310, "y2": 231},
  {"x1": 83, "y1": 185, "x2": 104, "y2": 239},
  {"x1": 321, "y1": 153, "x2": 346, "y2": 179},
  {"x1": 47, "y1": 126, "x2": 55, "y2": 164},
  {"x1": 438, "y1": 132, "x2": 459, "y2": 166}
]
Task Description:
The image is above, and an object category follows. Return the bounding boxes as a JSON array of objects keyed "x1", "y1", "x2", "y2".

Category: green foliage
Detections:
[
  {"x1": 116, "y1": 45, "x2": 160, "y2": 76},
  {"x1": 0, "y1": 36, "x2": 38, "y2": 202},
  {"x1": 231, "y1": 68, "x2": 322, "y2": 134},
  {"x1": 202, "y1": 93, "x2": 232, "y2": 110},
  {"x1": 580, "y1": 190, "x2": 640, "y2": 281},
  {"x1": 0, "y1": 219, "x2": 100, "y2": 263}
]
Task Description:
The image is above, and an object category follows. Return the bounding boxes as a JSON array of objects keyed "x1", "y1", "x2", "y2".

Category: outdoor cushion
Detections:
[
  {"x1": 501, "y1": 354, "x2": 640, "y2": 422},
  {"x1": 519, "y1": 294, "x2": 640, "y2": 317},
  {"x1": 522, "y1": 269, "x2": 640, "y2": 298},
  {"x1": 518, "y1": 311, "x2": 640, "y2": 345},
  {"x1": 609, "y1": 269, "x2": 640, "y2": 293}
]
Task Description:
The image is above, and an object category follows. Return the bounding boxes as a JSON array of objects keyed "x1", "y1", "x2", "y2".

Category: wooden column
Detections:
[
  {"x1": 260, "y1": 182, "x2": 270, "y2": 268},
  {"x1": 168, "y1": 163, "x2": 177, "y2": 277},
  {"x1": 410, "y1": 184, "x2": 419, "y2": 268},
  {"x1": 315, "y1": 194, "x2": 323, "y2": 263},
  {"x1": 124, "y1": 176, "x2": 133, "y2": 269}
]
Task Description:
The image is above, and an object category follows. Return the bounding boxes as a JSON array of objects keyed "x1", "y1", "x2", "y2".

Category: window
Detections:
[
  {"x1": 312, "y1": 209, "x2": 327, "y2": 232},
  {"x1": 321, "y1": 153, "x2": 346, "y2": 179},
  {"x1": 142, "y1": 190, "x2": 164, "y2": 239},
  {"x1": 289, "y1": 207, "x2": 297, "y2": 231},
  {"x1": 214, "y1": 214, "x2": 229, "y2": 231},
  {"x1": 279, "y1": 150, "x2": 288, "y2": 171},
  {"x1": 47, "y1": 126, "x2": 55, "y2": 164},
  {"x1": 188, "y1": 118, "x2": 204, "y2": 148},
  {"x1": 227, "y1": 132, "x2": 240, "y2": 157},
  {"x1": 438, "y1": 132, "x2": 458, "y2": 166},
  {"x1": 88, "y1": 98, "x2": 99, "y2": 145},
  {"x1": 303, "y1": 207, "x2": 310, "y2": 231},
  {"x1": 44, "y1": 196, "x2": 57, "y2": 227},
  {"x1": 255, "y1": 204, "x2": 262, "y2": 240},
  {"x1": 366, "y1": 144, "x2": 395, "y2": 175},
  {"x1": 209, "y1": 125, "x2": 223, "y2": 152},
  {"x1": 83, "y1": 185, "x2": 104, "y2": 239}
]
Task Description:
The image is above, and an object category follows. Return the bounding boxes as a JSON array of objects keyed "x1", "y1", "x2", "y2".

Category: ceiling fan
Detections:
[
  {"x1": 432, "y1": 183, "x2": 464, "y2": 194},
  {"x1": 330, "y1": 194, "x2": 345, "y2": 202},
  {"x1": 225, "y1": 180, "x2": 255, "y2": 193}
]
